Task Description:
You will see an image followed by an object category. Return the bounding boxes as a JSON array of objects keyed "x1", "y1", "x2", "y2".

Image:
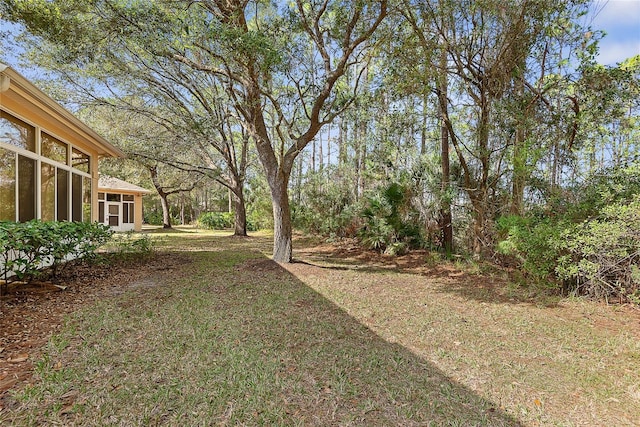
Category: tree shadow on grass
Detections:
[
  {"x1": 213, "y1": 254, "x2": 523, "y2": 425},
  {"x1": 2, "y1": 249, "x2": 525, "y2": 425}
]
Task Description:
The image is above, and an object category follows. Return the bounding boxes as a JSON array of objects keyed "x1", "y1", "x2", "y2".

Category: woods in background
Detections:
[{"x1": 2, "y1": 0, "x2": 638, "y2": 301}]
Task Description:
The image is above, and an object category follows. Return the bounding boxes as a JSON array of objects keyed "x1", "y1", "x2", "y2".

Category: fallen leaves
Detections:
[
  {"x1": 0, "y1": 252, "x2": 186, "y2": 400},
  {"x1": 7, "y1": 354, "x2": 29, "y2": 364}
]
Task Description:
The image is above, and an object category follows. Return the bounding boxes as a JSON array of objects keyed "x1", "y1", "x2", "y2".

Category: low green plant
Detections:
[
  {"x1": 496, "y1": 162, "x2": 640, "y2": 302},
  {"x1": 198, "y1": 212, "x2": 234, "y2": 230},
  {"x1": 358, "y1": 182, "x2": 423, "y2": 253},
  {"x1": 292, "y1": 169, "x2": 361, "y2": 238},
  {"x1": 555, "y1": 196, "x2": 640, "y2": 301},
  {"x1": 0, "y1": 221, "x2": 113, "y2": 292},
  {"x1": 496, "y1": 215, "x2": 565, "y2": 283},
  {"x1": 106, "y1": 232, "x2": 154, "y2": 260}
]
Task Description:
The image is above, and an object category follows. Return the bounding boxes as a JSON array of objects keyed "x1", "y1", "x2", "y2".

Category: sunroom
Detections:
[{"x1": 0, "y1": 63, "x2": 124, "y2": 223}]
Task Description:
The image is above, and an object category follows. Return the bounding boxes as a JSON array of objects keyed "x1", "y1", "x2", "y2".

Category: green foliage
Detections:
[
  {"x1": 198, "y1": 212, "x2": 234, "y2": 230},
  {"x1": 292, "y1": 170, "x2": 361, "y2": 238},
  {"x1": 245, "y1": 175, "x2": 274, "y2": 232},
  {"x1": 567, "y1": 162, "x2": 640, "y2": 220},
  {"x1": 105, "y1": 232, "x2": 154, "y2": 261},
  {"x1": 496, "y1": 215, "x2": 565, "y2": 283},
  {"x1": 497, "y1": 163, "x2": 640, "y2": 302},
  {"x1": 555, "y1": 196, "x2": 640, "y2": 301},
  {"x1": 358, "y1": 182, "x2": 423, "y2": 254},
  {"x1": 143, "y1": 210, "x2": 168, "y2": 226},
  {"x1": 245, "y1": 213, "x2": 265, "y2": 232},
  {"x1": 0, "y1": 221, "x2": 113, "y2": 291}
]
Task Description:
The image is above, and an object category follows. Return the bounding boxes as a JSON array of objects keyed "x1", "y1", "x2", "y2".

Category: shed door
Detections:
[{"x1": 107, "y1": 202, "x2": 120, "y2": 227}]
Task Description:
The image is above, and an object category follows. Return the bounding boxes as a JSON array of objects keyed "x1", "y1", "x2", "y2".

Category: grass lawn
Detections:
[{"x1": 1, "y1": 228, "x2": 639, "y2": 425}]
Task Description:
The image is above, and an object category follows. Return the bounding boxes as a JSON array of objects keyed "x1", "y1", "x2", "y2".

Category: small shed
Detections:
[{"x1": 98, "y1": 176, "x2": 151, "y2": 232}]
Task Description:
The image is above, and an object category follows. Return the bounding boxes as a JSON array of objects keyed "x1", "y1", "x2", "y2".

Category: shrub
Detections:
[
  {"x1": 496, "y1": 215, "x2": 565, "y2": 283},
  {"x1": 358, "y1": 182, "x2": 424, "y2": 253},
  {"x1": 199, "y1": 212, "x2": 234, "y2": 229},
  {"x1": 0, "y1": 221, "x2": 113, "y2": 293},
  {"x1": 246, "y1": 212, "x2": 268, "y2": 232},
  {"x1": 556, "y1": 196, "x2": 640, "y2": 302},
  {"x1": 292, "y1": 169, "x2": 360, "y2": 238},
  {"x1": 496, "y1": 163, "x2": 640, "y2": 302}
]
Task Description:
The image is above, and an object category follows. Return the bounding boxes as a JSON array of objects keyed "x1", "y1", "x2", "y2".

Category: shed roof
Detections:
[{"x1": 99, "y1": 176, "x2": 152, "y2": 194}]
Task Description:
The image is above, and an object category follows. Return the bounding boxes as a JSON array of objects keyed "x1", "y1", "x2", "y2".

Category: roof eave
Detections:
[{"x1": 0, "y1": 63, "x2": 126, "y2": 158}]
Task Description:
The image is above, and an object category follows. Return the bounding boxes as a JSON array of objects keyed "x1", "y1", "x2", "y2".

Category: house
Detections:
[
  {"x1": 0, "y1": 63, "x2": 125, "y2": 223},
  {"x1": 98, "y1": 176, "x2": 151, "y2": 232}
]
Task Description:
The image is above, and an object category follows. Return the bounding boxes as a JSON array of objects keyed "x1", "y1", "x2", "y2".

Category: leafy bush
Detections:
[
  {"x1": 246, "y1": 175, "x2": 274, "y2": 232},
  {"x1": 246, "y1": 212, "x2": 268, "y2": 232},
  {"x1": 497, "y1": 163, "x2": 640, "y2": 302},
  {"x1": 496, "y1": 215, "x2": 565, "y2": 283},
  {"x1": 198, "y1": 212, "x2": 234, "y2": 229},
  {"x1": 0, "y1": 221, "x2": 113, "y2": 292},
  {"x1": 556, "y1": 196, "x2": 640, "y2": 302},
  {"x1": 358, "y1": 182, "x2": 423, "y2": 253},
  {"x1": 144, "y1": 210, "x2": 164, "y2": 226},
  {"x1": 292, "y1": 169, "x2": 361, "y2": 238}
]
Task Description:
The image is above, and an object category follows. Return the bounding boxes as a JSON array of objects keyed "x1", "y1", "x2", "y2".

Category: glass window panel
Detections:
[
  {"x1": 108, "y1": 205, "x2": 119, "y2": 215},
  {"x1": 129, "y1": 203, "x2": 134, "y2": 224},
  {"x1": 108, "y1": 215, "x2": 119, "y2": 226},
  {"x1": 98, "y1": 192, "x2": 105, "y2": 200},
  {"x1": 0, "y1": 147, "x2": 16, "y2": 221},
  {"x1": 0, "y1": 110, "x2": 35, "y2": 152},
  {"x1": 123, "y1": 202, "x2": 129, "y2": 223},
  {"x1": 41, "y1": 162, "x2": 55, "y2": 221},
  {"x1": 41, "y1": 133, "x2": 68, "y2": 164},
  {"x1": 123, "y1": 194, "x2": 134, "y2": 201},
  {"x1": 72, "y1": 173, "x2": 82, "y2": 222},
  {"x1": 82, "y1": 176, "x2": 91, "y2": 222},
  {"x1": 18, "y1": 155, "x2": 36, "y2": 222},
  {"x1": 71, "y1": 148, "x2": 90, "y2": 173},
  {"x1": 57, "y1": 168, "x2": 68, "y2": 221},
  {"x1": 98, "y1": 201, "x2": 104, "y2": 223},
  {"x1": 106, "y1": 193, "x2": 121, "y2": 202}
]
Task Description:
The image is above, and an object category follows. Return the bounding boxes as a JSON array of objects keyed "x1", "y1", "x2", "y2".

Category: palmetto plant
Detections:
[{"x1": 358, "y1": 182, "x2": 423, "y2": 253}]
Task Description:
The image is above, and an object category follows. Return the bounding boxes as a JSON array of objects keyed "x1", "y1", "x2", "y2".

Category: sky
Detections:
[{"x1": 589, "y1": 0, "x2": 640, "y2": 65}]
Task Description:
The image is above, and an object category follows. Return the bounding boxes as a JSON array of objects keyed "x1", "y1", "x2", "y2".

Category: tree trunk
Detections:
[
  {"x1": 439, "y1": 116, "x2": 453, "y2": 254},
  {"x1": 295, "y1": 153, "x2": 303, "y2": 204},
  {"x1": 472, "y1": 197, "x2": 485, "y2": 259},
  {"x1": 510, "y1": 126, "x2": 526, "y2": 215},
  {"x1": 437, "y1": 45, "x2": 453, "y2": 255},
  {"x1": 233, "y1": 188, "x2": 248, "y2": 236},
  {"x1": 159, "y1": 192, "x2": 172, "y2": 229},
  {"x1": 149, "y1": 165, "x2": 173, "y2": 229},
  {"x1": 356, "y1": 119, "x2": 367, "y2": 198},
  {"x1": 326, "y1": 124, "x2": 331, "y2": 170},
  {"x1": 338, "y1": 116, "x2": 346, "y2": 165},
  {"x1": 270, "y1": 175, "x2": 293, "y2": 262},
  {"x1": 312, "y1": 139, "x2": 316, "y2": 173},
  {"x1": 510, "y1": 64, "x2": 527, "y2": 215},
  {"x1": 180, "y1": 198, "x2": 185, "y2": 225},
  {"x1": 319, "y1": 134, "x2": 324, "y2": 171}
]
